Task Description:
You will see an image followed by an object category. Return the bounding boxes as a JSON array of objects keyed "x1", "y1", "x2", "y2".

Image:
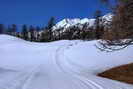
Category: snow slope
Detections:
[{"x1": 0, "y1": 34, "x2": 133, "y2": 89}]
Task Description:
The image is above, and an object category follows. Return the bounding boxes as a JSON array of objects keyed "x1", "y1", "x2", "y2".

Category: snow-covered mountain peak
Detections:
[
  {"x1": 53, "y1": 13, "x2": 113, "y2": 30},
  {"x1": 102, "y1": 13, "x2": 113, "y2": 21},
  {"x1": 53, "y1": 18, "x2": 81, "y2": 30},
  {"x1": 53, "y1": 18, "x2": 94, "y2": 30}
]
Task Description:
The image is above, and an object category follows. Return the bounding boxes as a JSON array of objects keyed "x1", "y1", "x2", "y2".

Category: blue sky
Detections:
[{"x1": 0, "y1": 0, "x2": 111, "y2": 27}]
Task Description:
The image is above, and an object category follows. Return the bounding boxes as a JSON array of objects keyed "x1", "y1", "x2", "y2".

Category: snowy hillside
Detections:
[
  {"x1": 53, "y1": 13, "x2": 113, "y2": 30},
  {"x1": 0, "y1": 34, "x2": 133, "y2": 89}
]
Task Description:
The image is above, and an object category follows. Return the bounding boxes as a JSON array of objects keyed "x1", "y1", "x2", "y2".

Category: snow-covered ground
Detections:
[{"x1": 0, "y1": 34, "x2": 133, "y2": 89}]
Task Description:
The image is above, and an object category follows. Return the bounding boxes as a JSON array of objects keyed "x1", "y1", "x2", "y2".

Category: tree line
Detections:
[
  {"x1": 0, "y1": 14, "x2": 106, "y2": 42},
  {"x1": 0, "y1": 17, "x2": 55, "y2": 42},
  {"x1": 99, "y1": 0, "x2": 133, "y2": 51}
]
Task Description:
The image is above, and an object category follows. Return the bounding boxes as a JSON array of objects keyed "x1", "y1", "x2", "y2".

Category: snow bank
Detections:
[{"x1": 0, "y1": 34, "x2": 133, "y2": 89}]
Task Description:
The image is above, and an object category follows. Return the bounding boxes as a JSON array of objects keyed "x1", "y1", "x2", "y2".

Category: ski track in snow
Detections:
[
  {"x1": 0, "y1": 35, "x2": 133, "y2": 89},
  {"x1": 54, "y1": 42, "x2": 105, "y2": 89},
  {"x1": 2, "y1": 65, "x2": 42, "y2": 89}
]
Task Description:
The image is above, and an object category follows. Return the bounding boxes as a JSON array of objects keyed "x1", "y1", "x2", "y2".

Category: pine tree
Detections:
[
  {"x1": 6, "y1": 25, "x2": 12, "y2": 35},
  {"x1": 36, "y1": 26, "x2": 41, "y2": 41},
  {"x1": 22, "y1": 25, "x2": 28, "y2": 40},
  {"x1": 11, "y1": 24, "x2": 17, "y2": 36},
  {"x1": 46, "y1": 17, "x2": 55, "y2": 41},
  {"x1": 29, "y1": 25, "x2": 35, "y2": 41},
  {"x1": 0, "y1": 24, "x2": 4, "y2": 34},
  {"x1": 94, "y1": 10, "x2": 104, "y2": 39}
]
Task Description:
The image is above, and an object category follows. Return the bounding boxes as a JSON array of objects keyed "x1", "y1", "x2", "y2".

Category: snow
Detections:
[
  {"x1": 52, "y1": 18, "x2": 96, "y2": 30},
  {"x1": 53, "y1": 18, "x2": 83, "y2": 30},
  {"x1": 52, "y1": 13, "x2": 113, "y2": 31},
  {"x1": 0, "y1": 34, "x2": 133, "y2": 89},
  {"x1": 102, "y1": 13, "x2": 113, "y2": 22}
]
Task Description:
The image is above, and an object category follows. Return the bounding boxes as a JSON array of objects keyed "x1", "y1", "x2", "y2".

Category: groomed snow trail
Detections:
[
  {"x1": 0, "y1": 35, "x2": 133, "y2": 89},
  {"x1": 54, "y1": 42, "x2": 105, "y2": 89}
]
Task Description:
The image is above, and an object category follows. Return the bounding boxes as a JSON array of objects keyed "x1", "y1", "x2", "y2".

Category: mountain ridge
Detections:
[{"x1": 52, "y1": 13, "x2": 113, "y2": 31}]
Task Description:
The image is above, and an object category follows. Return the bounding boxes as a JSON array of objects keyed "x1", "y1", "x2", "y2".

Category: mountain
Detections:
[
  {"x1": 52, "y1": 13, "x2": 113, "y2": 31},
  {"x1": 52, "y1": 18, "x2": 95, "y2": 30}
]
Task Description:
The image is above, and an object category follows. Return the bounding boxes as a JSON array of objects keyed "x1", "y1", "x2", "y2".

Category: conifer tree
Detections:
[
  {"x1": 29, "y1": 25, "x2": 35, "y2": 41},
  {"x1": 46, "y1": 17, "x2": 55, "y2": 41},
  {"x1": 94, "y1": 10, "x2": 104, "y2": 39},
  {"x1": 0, "y1": 24, "x2": 4, "y2": 34},
  {"x1": 6, "y1": 25, "x2": 12, "y2": 35},
  {"x1": 11, "y1": 24, "x2": 17, "y2": 36},
  {"x1": 22, "y1": 25, "x2": 28, "y2": 40}
]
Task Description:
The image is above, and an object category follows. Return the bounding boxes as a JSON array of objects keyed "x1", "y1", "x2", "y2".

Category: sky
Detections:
[{"x1": 0, "y1": 0, "x2": 111, "y2": 27}]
